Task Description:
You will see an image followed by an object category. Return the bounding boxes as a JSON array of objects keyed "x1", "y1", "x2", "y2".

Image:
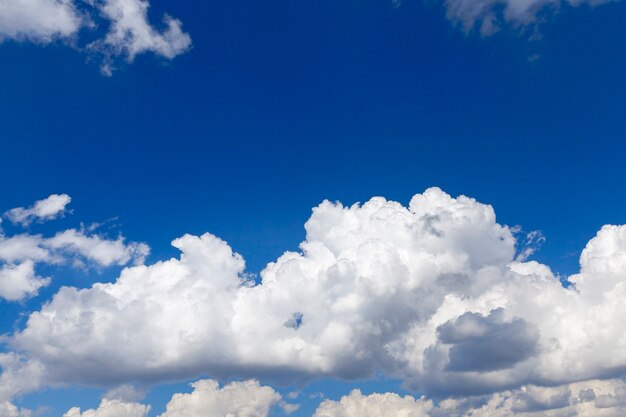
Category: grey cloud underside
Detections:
[{"x1": 437, "y1": 309, "x2": 539, "y2": 372}]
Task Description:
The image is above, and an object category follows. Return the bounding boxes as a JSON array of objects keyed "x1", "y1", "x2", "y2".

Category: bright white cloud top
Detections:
[
  {"x1": 313, "y1": 379, "x2": 626, "y2": 416},
  {"x1": 62, "y1": 379, "x2": 294, "y2": 417},
  {"x1": 0, "y1": 0, "x2": 191, "y2": 73},
  {"x1": 63, "y1": 399, "x2": 150, "y2": 417},
  {"x1": 2, "y1": 188, "x2": 626, "y2": 415},
  {"x1": 4, "y1": 193, "x2": 71, "y2": 226}
]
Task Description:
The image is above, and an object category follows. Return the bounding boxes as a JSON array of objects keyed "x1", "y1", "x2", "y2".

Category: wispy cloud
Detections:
[
  {"x1": 0, "y1": 194, "x2": 149, "y2": 301},
  {"x1": 0, "y1": 0, "x2": 191, "y2": 74},
  {"x1": 441, "y1": 0, "x2": 617, "y2": 36}
]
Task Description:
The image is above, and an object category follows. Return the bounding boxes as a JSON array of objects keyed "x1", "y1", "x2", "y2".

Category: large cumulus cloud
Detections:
[
  {"x1": 159, "y1": 379, "x2": 292, "y2": 417},
  {"x1": 3, "y1": 187, "x2": 626, "y2": 405}
]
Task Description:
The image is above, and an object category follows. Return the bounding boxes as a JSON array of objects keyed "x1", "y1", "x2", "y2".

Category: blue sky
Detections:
[{"x1": 1, "y1": 0, "x2": 626, "y2": 416}]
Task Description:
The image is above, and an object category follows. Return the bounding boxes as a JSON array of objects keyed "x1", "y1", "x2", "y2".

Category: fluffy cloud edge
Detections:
[
  {"x1": 61, "y1": 379, "x2": 295, "y2": 417},
  {"x1": 4, "y1": 194, "x2": 71, "y2": 226},
  {"x1": 0, "y1": 0, "x2": 191, "y2": 74}
]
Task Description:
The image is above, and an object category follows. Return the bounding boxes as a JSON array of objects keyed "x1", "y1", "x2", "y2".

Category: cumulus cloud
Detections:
[
  {"x1": 0, "y1": 261, "x2": 50, "y2": 302},
  {"x1": 63, "y1": 399, "x2": 149, "y2": 417},
  {"x1": 6, "y1": 189, "x2": 527, "y2": 387},
  {"x1": 6, "y1": 187, "x2": 626, "y2": 404},
  {"x1": 312, "y1": 379, "x2": 626, "y2": 417},
  {"x1": 52, "y1": 378, "x2": 626, "y2": 417},
  {"x1": 313, "y1": 389, "x2": 433, "y2": 417},
  {"x1": 0, "y1": 401, "x2": 31, "y2": 417},
  {"x1": 444, "y1": 379, "x2": 626, "y2": 416},
  {"x1": 61, "y1": 379, "x2": 292, "y2": 417},
  {"x1": 5, "y1": 194, "x2": 71, "y2": 226},
  {"x1": 0, "y1": 0, "x2": 81, "y2": 43},
  {"x1": 159, "y1": 379, "x2": 292, "y2": 417},
  {"x1": 0, "y1": 195, "x2": 148, "y2": 301},
  {"x1": 0, "y1": 0, "x2": 190, "y2": 73}
]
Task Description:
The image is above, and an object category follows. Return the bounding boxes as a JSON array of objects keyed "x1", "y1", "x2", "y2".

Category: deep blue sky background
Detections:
[{"x1": 1, "y1": 0, "x2": 626, "y2": 414}]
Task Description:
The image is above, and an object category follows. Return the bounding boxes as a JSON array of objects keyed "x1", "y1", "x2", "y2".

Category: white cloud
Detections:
[
  {"x1": 0, "y1": 0, "x2": 190, "y2": 73},
  {"x1": 91, "y1": 0, "x2": 191, "y2": 75},
  {"x1": 0, "y1": 261, "x2": 50, "y2": 302},
  {"x1": 0, "y1": 353, "x2": 44, "y2": 403},
  {"x1": 6, "y1": 187, "x2": 626, "y2": 404},
  {"x1": 0, "y1": 195, "x2": 148, "y2": 301},
  {"x1": 50, "y1": 378, "x2": 626, "y2": 417},
  {"x1": 63, "y1": 399, "x2": 149, "y2": 417},
  {"x1": 0, "y1": 0, "x2": 81, "y2": 43},
  {"x1": 0, "y1": 234, "x2": 50, "y2": 264},
  {"x1": 159, "y1": 379, "x2": 288, "y2": 417},
  {"x1": 313, "y1": 390, "x2": 433, "y2": 417},
  {"x1": 60, "y1": 379, "x2": 293, "y2": 417},
  {"x1": 0, "y1": 230, "x2": 149, "y2": 268},
  {"x1": 5, "y1": 194, "x2": 71, "y2": 226},
  {"x1": 7, "y1": 188, "x2": 524, "y2": 387},
  {"x1": 45, "y1": 229, "x2": 149, "y2": 267},
  {"x1": 442, "y1": 0, "x2": 617, "y2": 36},
  {"x1": 103, "y1": 384, "x2": 146, "y2": 403},
  {"x1": 0, "y1": 401, "x2": 31, "y2": 417}
]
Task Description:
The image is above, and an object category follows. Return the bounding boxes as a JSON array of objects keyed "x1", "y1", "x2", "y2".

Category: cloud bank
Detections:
[
  {"x1": 0, "y1": 0, "x2": 191, "y2": 73},
  {"x1": 314, "y1": 379, "x2": 626, "y2": 417},
  {"x1": 2, "y1": 188, "x2": 626, "y2": 415},
  {"x1": 62, "y1": 379, "x2": 292, "y2": 417},
  {"x1": 56, "y1": 377, "x2": 626, "y2": 417}
]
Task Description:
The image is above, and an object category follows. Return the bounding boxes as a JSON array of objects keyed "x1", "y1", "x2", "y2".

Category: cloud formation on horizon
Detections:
[
  {"x1": 2, "y1": 188, "x2": 626, "y2": 415},
  {"x1": 60, "y1": 379, "x2": 296, "y2": 417},
  {"x1": 53, "y1": 377, "x2": 626, "y2": 417}
]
